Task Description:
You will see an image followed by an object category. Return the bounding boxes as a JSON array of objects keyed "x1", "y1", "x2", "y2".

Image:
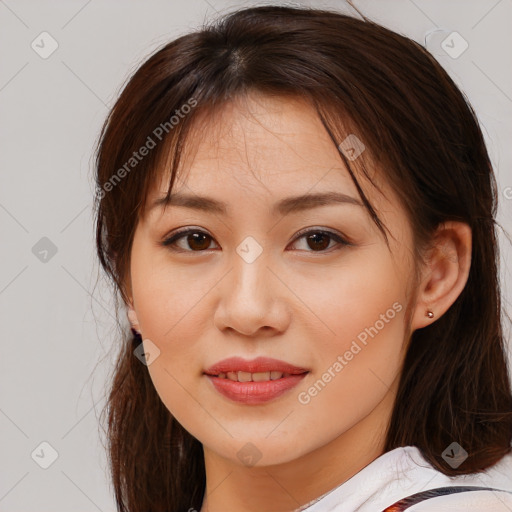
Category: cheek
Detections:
[
  {"x1": 292, "y1": 244, "x2": 407, "y2": 343},
  {"x1": 131, "y1": 246, "x2": 214, "y2": 341},
  {"x1": 295, "y1": 248, "x2": 408, "y2": 405},
  {"x1": 134, "y1": 281, "x2": 209, "y2": 428},
  {"x1": 129, "y1": 244, "x2": 210, "y2": 408},
  {"x1": 144, "y1": 353, "x2": 214, "y2": 443}
]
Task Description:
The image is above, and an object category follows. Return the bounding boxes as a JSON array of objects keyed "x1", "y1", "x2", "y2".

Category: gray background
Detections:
[{"x1": 1, "y1": 0, "x2": 511, "y2": 510}]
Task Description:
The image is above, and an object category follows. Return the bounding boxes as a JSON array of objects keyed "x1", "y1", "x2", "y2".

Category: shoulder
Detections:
[
  {"x1": 385, "y1": 447, "x2": 512, "y2": 512},
  {"x1": 299, "y1": 446, "x2": 512, "y2": 512},
  {"x1": 370, "y1": 446, "x2": 512, "y2": 512}
]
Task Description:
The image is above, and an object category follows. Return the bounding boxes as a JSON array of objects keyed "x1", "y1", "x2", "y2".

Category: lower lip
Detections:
[{"x1": 205, "y1": 373, "x2": 308, "y2": 404}]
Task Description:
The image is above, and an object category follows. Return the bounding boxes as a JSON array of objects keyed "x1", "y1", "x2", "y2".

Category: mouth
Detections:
[
  {"x1": 203, "y1": 356, "x2": 310, "y2": 404},
  {"x1": 210, "y1": 370, "x2": 299, "y2": 381}
]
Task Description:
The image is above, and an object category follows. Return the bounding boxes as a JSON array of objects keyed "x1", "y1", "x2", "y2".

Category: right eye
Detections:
[{"x1": 161, "y1": 228, "x2": 219, "y2": 253}]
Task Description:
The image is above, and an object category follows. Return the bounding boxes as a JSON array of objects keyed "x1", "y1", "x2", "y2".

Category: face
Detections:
[{"x1": 127, "y1": 92, "x2": 418, "y2": 467}]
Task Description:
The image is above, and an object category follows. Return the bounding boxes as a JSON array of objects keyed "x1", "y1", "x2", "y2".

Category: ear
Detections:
[
  {"x1": 410, "y1": 221, "x2": 472, "y2": 331},
  {"x1": 123, "y1": 265, "x2": 141, "y2": 332},
  {"x1": 127, "y1": 300, "x2": 141, "y2": 333}
]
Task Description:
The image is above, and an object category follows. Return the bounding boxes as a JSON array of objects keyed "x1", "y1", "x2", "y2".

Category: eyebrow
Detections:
[{"x1": 149, "y1": 191, "x2": 363, "y2": 216}]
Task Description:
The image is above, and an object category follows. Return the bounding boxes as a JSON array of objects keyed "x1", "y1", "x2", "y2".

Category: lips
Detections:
[
  {"x1": 204, "y1": 356, "x2": 309, "y2": 404},
  {"x1": 204, "y1": 356, "x2": 309, "y2": 376}
]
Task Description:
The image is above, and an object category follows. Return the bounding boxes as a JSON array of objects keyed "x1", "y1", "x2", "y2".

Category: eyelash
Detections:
[{"x1": 161, "y1": 227, "x2": 351, "y2": 254}]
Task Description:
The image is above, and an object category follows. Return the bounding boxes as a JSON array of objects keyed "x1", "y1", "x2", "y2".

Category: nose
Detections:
[{"x1": 213, "y1": 251, "x2": 291, "y2": 337}]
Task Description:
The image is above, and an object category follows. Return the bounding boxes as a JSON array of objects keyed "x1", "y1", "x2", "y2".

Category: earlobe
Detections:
[{"x1": 410, "y1": 221, "x2": 472, "y2": 331}]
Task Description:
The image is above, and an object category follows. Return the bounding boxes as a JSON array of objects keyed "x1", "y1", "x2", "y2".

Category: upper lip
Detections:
[{"x1": 204, "y1": 356, "x2": 309, "y2": 376}]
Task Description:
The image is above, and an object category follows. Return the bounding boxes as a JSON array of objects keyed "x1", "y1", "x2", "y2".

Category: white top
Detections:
[{"x1": 299, "y1": 445, "x2": 512, "y2": 511}]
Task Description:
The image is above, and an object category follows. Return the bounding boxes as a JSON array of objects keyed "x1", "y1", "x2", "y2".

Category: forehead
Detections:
[{"x1": 153, "y1": 92, "x2": 364, "y2": 197}]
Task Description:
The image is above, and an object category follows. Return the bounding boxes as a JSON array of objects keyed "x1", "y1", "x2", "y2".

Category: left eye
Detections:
[
  {"x1": 161, "y1": 228, "x2": 350, "y2": 253},
  {"x1": 291, "y1": 229, "x2": 350, "y2": 252}
]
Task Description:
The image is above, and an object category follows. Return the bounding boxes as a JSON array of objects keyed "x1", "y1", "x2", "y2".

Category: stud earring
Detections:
[{"x1": 426, "y1": 310, "x2": 434, "y2": 319}]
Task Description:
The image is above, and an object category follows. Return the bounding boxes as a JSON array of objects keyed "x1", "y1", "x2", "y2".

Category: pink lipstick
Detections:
[{"x1": 204, "y1": 356, "x2": 309, "y2": 404}]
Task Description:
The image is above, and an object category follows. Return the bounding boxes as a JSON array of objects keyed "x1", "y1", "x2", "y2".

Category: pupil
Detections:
[
  {"x1": 189, "y1": 233, "x2": 210, "y2": 250},
  {"x1": 307, "y1": 233, "x2": 329, "y2": 251}
]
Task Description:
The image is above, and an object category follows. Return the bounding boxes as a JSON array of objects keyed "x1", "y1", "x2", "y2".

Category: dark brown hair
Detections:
[{"x1": 93, "y1": 5, "x2": 512, "y2": 511}]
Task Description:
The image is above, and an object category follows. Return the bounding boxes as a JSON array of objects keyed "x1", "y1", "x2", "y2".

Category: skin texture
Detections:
[{"x1": 125, "y1": 92, "x2": 472, "y2": 512}]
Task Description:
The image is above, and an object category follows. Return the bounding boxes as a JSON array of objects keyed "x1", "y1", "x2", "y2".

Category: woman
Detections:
[{"x1": 93, "y1": 5, "x2": 512, "y2": 511}]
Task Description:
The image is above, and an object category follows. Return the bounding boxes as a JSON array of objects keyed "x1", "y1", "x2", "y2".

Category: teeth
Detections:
[
  {"x1": 252, "y1": 371, "x2": 271, "y2": 382},
  {"x1": 216, "y1": 371, "x2": 289, "y2": 381}
]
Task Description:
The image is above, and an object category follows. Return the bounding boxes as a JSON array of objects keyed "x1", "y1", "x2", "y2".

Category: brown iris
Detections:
[
  {"x1": 186, "y1": 232, "x2": 212, "y2": 251},
  {"x1": 305, "y1": 232, "x2": 330, "y2": 251}
]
